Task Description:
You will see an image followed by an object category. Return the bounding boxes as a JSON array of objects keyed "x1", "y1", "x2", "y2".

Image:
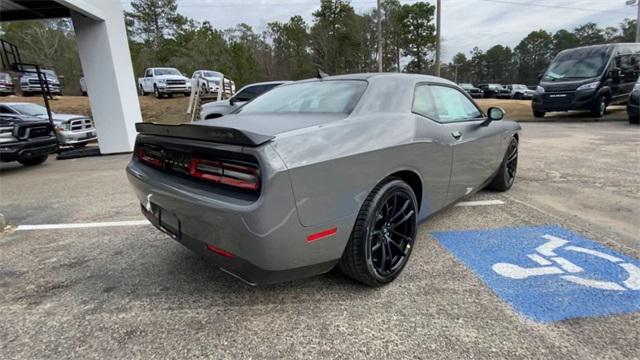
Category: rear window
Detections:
[{"x1": 236, "y1": 80, "x2": 367, "y2": 114}]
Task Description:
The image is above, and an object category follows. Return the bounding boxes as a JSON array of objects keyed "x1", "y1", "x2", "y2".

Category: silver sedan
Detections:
[{"x1": 127, "y1": 73, "x2": 520, "y2": 286}]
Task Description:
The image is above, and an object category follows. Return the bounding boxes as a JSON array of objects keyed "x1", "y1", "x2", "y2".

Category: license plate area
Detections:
[{"x1": 146, "y1": 203, "x2": 181, "y2": 240}]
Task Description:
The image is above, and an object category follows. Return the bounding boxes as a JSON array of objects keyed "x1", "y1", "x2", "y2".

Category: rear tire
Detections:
[
  {"x1": 533, "y1": 110, "x2": 545, "y2": 118},
  {"x1": 338, "y1": 178, "x2": 417, "y2": 287},
  {"x1": 514, "y1": 93, "x2": 523, "y2": 100},
  {"x1": 591, "y1": 95, "x2": 607, "y2": 117},
  {"x1": 630, "y1": 115, "x2": 639, "y2": 124},
  {"x1": 18, "y1": 155, "x2": 48, "y2": 166},
  {"x1": 486, "y1": 137, "x2": 518, "y2": 192}
]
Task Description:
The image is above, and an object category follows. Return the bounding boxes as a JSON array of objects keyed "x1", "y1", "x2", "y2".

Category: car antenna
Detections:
[{"x1": 316, "y1": 69, "x2": 329, "y2": 79}]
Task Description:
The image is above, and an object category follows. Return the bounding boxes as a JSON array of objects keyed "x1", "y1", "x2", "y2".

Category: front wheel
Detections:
[
  {"x1": 533, "y1": 110, "x2": 545, "y2": 118},
  {"x1": 18, "y1": 155, "x2": 48, "y2": 166},
  {"x1": 630, "y1": 114, "x2": 639, "y2": 124},
  {"x1": 338, "y1": 178, "x2": 417, "y2": 287},
  {"x1": 514, "y1": 93, "x2": 523, "y2": 100},
  {"x1": 591, "y1": 95, "x2": 607, "y2": 117},
  {"x1": 154, "y1": 86, "x2": 162, "y2": 99},
  {"x1": 486, "y1": 137, "x2": 518, "y2": 192}
]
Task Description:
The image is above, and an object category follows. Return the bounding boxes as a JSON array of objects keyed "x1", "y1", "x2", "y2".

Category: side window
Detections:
[
  {"x1": 234, "y1": 86, "x2": 259, "y2": 102},
  {"x1": 145, "y1": 69, "x2": 152, "y2": 77},
  {"x1": 412, "y1": 85, "x2": 439, "y2": 120},
  {"x1": 430, "y1": 86, "x2": 483, "y2": 123}
]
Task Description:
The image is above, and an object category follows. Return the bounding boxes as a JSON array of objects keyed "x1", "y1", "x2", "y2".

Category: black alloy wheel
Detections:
[
  {"x1": 368, "y1": 191, "x2": 417, "y2": 277},
  {"x1": 338, "y1": 178, "x2": 418, "y2": 286},
  {"x1": 504, "y1": 139, "x2": 518, "y2": 185},
  {"x1": 486, "y1": 137, "x2": 518, "y2": 191}
]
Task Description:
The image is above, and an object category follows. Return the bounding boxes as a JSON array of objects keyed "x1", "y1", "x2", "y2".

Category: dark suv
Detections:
[
  {"x1": 532, "y1": 43, "x2": 640, "y2": 118},
  {"x1": 0, "y1": 114, "x2": 57, "y2": 166},
  {"x1": 478, "y1": 83, "x2": 511, "y2": 98}
]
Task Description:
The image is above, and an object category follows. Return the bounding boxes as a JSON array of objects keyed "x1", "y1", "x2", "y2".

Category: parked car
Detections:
[
  {"x1": 191, "y1": 70, "x2": 235, "y2": 97},
  {"x1": 80, "y1": 76, "x2": 87, "y2": 96},
  {"x1": 532, "y1": 43, "x2": 640, "y2": 118},
  {"x1": 0, "y1": 113, "x2": 57, "y2": 166},
  {"x1": 628, "y1": 77, "x2": 639, "y2": 124},
  {"x1": 200, "y1": 80, "x2": 290, "y2": 120},
  {"x1": 506, "y1": 84, "x2": 535, "y2": 99},
  {"x1": 0, "y1": 72, "x2": 15, "y2": 96},
  {"x1": 459, "y1": 83, "x2": 484, "y2": 98},
  {"x1": 128, "y1": 73, "x2": 520, "y2": 286},
  {"x1": 138, "y1": 67, "x2": 191, "y2": 99},
  {"x1": 20, "y1": 69, "x2": 62, "y2": 96},
  {"x1": 0, "y1": 103, "x2": 97, "y2": 147},
  {"x1": 478, "y1": 83, "x2": 511, "y2": 98}
]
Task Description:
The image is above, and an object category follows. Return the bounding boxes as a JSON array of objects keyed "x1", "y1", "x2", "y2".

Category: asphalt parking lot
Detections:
[{"x1": 1, "y1": 121, "x2": 639, "y2": 359}]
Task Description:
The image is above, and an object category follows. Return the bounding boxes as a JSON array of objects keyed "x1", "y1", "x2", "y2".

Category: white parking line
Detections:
[
  {"x1": 455, "y1": 200, "x2": 505, "y2": 207},
  {"x1": 16, "y1": 220, "x2": 150, "y2": 231}
]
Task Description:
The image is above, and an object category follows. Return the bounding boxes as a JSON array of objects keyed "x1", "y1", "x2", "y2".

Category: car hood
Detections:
[
  {"x1": 36, "y1": 113, "x2": 90, "y2": 124},
  {"x1": 197, "y1": 113, "x2": 348, "y2": 137}
]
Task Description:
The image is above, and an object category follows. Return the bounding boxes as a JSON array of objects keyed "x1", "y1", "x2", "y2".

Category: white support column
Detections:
[{"x1": 68, "y1": 1, "x2": 141, "y2": 154}]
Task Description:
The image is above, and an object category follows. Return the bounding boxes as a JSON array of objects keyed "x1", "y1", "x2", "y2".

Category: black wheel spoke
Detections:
[
  {"x1": 387, "y1": 236, "x2": 407, "y2": 256},
  {"x1": 390, "y1": 229, "x2": 412, "y2": 243},
  {"x1": 389, "y1": 200, "x2": 410, "y2": 223},
  {"x1": 390, "y1": 210, "x2": 415, "y2": 229}
]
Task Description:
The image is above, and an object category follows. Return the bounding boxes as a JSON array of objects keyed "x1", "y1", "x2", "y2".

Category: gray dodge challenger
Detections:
[{"x1": 127, "y1": 73, "x2": 520, "y2": 286}]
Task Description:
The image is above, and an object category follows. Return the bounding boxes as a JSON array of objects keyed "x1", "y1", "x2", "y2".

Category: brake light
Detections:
[
  {"x1": 189, "y1": 157, "x2": 259, "y2": 190},
  {"x1": 137, "y1": 146, "x2": 162, "y2": 168}
]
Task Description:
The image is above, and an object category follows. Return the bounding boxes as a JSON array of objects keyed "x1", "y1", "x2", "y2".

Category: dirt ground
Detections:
[{"x1": 0, "y1": 95, "x2": 628, "y2": 124}]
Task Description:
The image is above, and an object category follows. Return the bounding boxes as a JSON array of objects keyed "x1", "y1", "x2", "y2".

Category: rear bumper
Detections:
[
  {"x1": 126, "y1": 159, "x2": 353, "y2": 285},
  {"x1": 0, "y1": 137, "x2": 58, "y2": 162}
]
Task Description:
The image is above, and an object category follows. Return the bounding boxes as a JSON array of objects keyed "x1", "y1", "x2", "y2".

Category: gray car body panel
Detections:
[{"x1": 127, "y1": 73, "x2": 520, "y2": 284}]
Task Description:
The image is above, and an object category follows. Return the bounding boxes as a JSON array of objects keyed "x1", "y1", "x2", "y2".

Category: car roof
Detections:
[{"x1": 0, "y1": 102, "x2": 42, "y2": 107}]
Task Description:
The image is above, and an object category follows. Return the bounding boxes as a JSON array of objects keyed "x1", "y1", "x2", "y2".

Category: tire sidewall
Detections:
[{"x1": 361, "y1": 180, "x2": 417, "y2": 283}]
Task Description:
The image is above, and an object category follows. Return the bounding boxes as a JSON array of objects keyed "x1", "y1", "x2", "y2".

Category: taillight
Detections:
[
  {"x1": 137, "y1": 146, "x2": 162, "y2": 168},
  {"x1": 189, "y1": 157, "x2": 259, "y2": 190}
]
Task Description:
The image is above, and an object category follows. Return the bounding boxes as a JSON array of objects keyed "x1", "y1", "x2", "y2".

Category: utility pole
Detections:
[
  {"x1": 627, "y1": 0, "x2": 640, "y2": 42},
  {"x1": 377, "y1": 0, "x2": 383, "y2": 72},
  {"x1": 435, "y1": 0, "x2": 441, "y2": 77}
]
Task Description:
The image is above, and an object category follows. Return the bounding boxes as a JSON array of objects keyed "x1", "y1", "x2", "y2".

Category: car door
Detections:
[
  {"x1": 425, "y1": 84, "x2": 503, "y2": 204},
  {"x1": 144, "y1": 69, "x2": 153, "y2": 92},
  {"x1": 411, "y1": 84, "x2": 455, "y2": 216}
]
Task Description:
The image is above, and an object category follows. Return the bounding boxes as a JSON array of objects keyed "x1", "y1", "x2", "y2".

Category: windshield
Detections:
[
  {"x1": 543, "y1": 47, "x2": 610, "y2": 81},
  {"x1": 11, "y1": 103, "x2": 48, "y2": 116},
  {"x1": 237, "y1": 80, "x2": 367, "y2": 114},
  {"x1": 203, "y1": 71, "x2": 222, "y2": 78},
  {"x1": 23, "y1": 70, "x2": 57, "y2": 79},
  {"x1": 154, "y1": 68, "x2": 181, "y2": 76}
]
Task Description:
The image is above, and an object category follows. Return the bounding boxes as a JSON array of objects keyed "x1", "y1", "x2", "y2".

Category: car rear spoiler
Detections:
[{"x1": 135, "y1": 122, "x2": 274, "y2": 147}]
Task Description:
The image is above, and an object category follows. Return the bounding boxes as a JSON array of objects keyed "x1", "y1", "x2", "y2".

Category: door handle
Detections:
[{"x1": 451, "y1": 131, "x2": 462, "y2": 140}]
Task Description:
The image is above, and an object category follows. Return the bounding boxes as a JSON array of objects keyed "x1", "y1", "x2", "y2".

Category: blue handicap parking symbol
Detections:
[{"x1": 432, "y1": 225, "x2": 640, "y2": 323}]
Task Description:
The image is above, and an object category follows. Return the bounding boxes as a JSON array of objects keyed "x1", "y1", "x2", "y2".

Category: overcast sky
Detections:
[{"x1": 121, "y1": 0, "x2": 637, "y2": 62}]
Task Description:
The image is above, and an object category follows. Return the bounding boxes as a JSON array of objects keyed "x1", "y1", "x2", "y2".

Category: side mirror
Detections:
[
  {"x1": 488, "y1": 106, "x2": 505, "y2": 121},
  {"x1": 537, "y1": 72, "x2": 543, "y2": 81},
  {"x1": 229, "y1": 97, "x2": 235, "y2": 106}
]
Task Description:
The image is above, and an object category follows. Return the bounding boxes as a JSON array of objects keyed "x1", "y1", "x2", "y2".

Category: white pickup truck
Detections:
[{"x1": 138, "y1": 67, "x2": 191, "y2": 99}]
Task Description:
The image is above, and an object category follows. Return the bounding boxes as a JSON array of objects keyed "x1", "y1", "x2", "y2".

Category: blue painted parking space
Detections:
[{"x1": 432, "y1": 225, "x2": 640, "y2": 323}]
